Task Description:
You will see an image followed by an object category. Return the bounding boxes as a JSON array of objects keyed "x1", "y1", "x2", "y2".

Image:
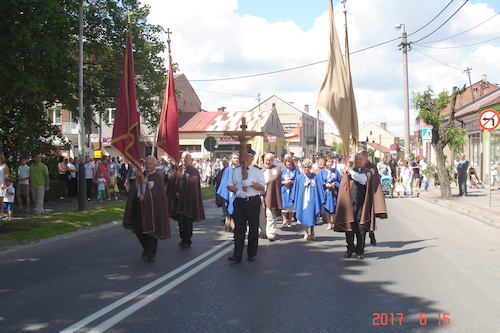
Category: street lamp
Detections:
[{"x1": 395, "y1": 23, "x2": 410, "y2": 158}]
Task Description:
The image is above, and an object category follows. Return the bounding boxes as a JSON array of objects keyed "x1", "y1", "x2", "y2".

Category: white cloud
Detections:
[{"x1": 142, "y1": 0, "x2": 500, "y2": 137}]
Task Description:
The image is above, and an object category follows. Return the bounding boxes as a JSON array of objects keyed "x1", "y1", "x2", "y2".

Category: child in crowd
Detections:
[
  {"x1": 107, "y1": 169, "x2": 119, "y2": 200},
  {"x1": 422, "y1": 173, "x2": 429, "y2": 191},
  {"x1": 96, "y1": 171, "x2": 107, "y2": 202},
  {"x1": 3, "y1": 178, "x2": 15, "y2": 221}
]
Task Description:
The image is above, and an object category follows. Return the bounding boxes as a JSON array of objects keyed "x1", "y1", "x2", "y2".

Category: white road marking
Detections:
[
  {"x1": 87, "y1": 243, "x2": 234, "y2": 333},
  {"x1": 60, "y1": 240, "x2": 232, "y2": 333}
]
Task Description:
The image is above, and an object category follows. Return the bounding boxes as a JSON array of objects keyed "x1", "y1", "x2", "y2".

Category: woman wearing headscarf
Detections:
[{"x1": 292, "y1": 159, "x2": 324, "y2": 241}]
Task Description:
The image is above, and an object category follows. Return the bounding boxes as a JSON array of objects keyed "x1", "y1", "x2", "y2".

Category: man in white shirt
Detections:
[
  {"x1": 227, "y1": 148, "x2": 265, "y2": 262},
  {"x1": 84, "y1": 156, "x2": 96, "y2": 201},
  {"x1": 377, "y1": 157, "x2": 391, "y2": 177},
  {"x1": 16, "y1": 157, "x2": 30, "y2": 212}
]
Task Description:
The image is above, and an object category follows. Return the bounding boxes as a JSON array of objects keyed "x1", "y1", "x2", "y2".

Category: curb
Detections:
[{"x1": 419, "y1": 194, "x2": 500, "y2": 229}]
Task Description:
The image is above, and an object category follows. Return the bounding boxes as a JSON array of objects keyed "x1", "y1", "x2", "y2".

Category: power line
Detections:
[
  {"x1": 411, "y1": 47, "x2": 464, "y2": 72},
  {"x1": 415, "y1": 12, "x2": 500, "y2": 44},
  {"x1": 412, "y1": 0, "x2": 469, "y2": 44},
  {"x1": 195, "y1": 89, "x2": 256, "y2": 98},
  {"x1": 413, "y1": 34, "x2": 500, "y2": 49},
  {"x1": 407, "y1": 0, "x2": 454, "y2": 37},
  {"x1": 190, "y1": 60, "x2": 327, "y2": 82}
]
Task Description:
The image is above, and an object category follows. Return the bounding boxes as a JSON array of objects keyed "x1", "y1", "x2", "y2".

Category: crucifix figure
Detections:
[{"x1": 224, "y1": 117, "x2": 265, "y2": 190}]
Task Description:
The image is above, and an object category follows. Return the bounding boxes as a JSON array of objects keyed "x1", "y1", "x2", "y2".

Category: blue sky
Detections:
[
  {"x1": 235, "y1": 0, "x2": 328, "y2": 31},
  {"x1": 236, "y1": 0, "x2": 500, "y2": 32},
  {"x1": 144, "y1": 0, "x2": 500, "y2": 136}
]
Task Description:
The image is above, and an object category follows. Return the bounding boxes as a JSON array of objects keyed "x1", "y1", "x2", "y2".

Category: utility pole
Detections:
[
  {"x1": 77, "y1": 0, "x2": 86, "y2": 211},
  {"x1": 396, "y1": 23, "x2": 410, "y2": 158},
  {"x1": 464, "y1": 67, "x2": 474, "y2": 102},
  {"x1": 379, "y1": 134, "x2": 382, "y2": 160},
  {"x1": 316, "y1": 110, "x2": 320, "y2": 154}
]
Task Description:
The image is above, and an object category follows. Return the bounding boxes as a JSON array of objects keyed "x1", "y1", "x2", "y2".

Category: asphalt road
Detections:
[{"x1": 1, "y1": 197, "x2": 500, "y2": 332}]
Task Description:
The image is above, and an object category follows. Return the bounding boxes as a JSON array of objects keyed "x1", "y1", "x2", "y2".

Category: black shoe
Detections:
[
  {"x1": 370, "y1": 235, "x2": 377, "y2": 246},
  {"x1": 147, "y1": 257, "x2": 155, "y2": 262},
  {"x1": 178, "y1": 241, "x2": 183, "y2": 246},
  {"x1": 344, "y1": 251, "x2": 353, "y2": 258},
  {"x1": 228, "y1": 256, "x2": 242, "y2": 262},
  {"x1": 357, "y1": 254, "x2": 364, "y2": 260},
  {"x1": 248, "y1": 256, "x2": 255, "y2": 261},
  {"x1": 181, "y1": 243, "x2": 191, "y2": 249},
  {"x1": 142, "y1": 250, "x2": 147, "y2": 258}
]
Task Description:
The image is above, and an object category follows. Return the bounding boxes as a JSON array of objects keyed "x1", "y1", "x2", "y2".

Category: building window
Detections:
[
  {"x1": 107, "y1": 108, "x2": 116, "y2": 124},
  {"x1": 48, "y1": 108, "x2": 62, "y2": 125},
  {"x1": 470, "y1": 133, "x2": 480, "y2": 167},
  {"x1": 370, "y1": 131, "x2": 372, "y2": 136},
  {"x1": 180, "y1": 145, "x2": 201, "y2": 152}
]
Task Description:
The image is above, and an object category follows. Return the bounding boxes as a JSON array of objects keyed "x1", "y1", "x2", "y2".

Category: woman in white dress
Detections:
[
  {"x1": 0, "y1": 155, "x2": 10, "y2": 217},
  {"x1": 399, "y1": 160, "x2": 413, "y2": 197}
]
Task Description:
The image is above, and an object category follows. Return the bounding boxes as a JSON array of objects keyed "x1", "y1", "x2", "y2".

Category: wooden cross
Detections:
[
  {"x1": 224, "y1": 117, "x2": 265, "y2": 188},
  {"x1": 166, "y1": 28, "x2": 172, "y2": 44}
]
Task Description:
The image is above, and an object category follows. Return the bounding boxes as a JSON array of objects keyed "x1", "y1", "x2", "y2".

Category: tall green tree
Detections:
[
  {"x1": 412, "y1": 85, "x2": 467, "y2": 198},
  {"x1": 0, "y1": 0, "x2": 77, "y2": 160},
  {"x1": 0, "y1": 0, "x2": 167, "y2": 162},
  {"x1": 79, "y1": 0, "x2": 167, "y2": 131}
]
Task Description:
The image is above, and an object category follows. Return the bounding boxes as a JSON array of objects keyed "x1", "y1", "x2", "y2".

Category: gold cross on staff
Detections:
[
  {"x1": 224, "y1": 117, "x2": 265, "y2": 187},
  {"x1": 127, "y1": 10, "x2": 131, "y2": 24},
  {"x1": 166, "y1": 28, "x2": 172, "y2": 46}
]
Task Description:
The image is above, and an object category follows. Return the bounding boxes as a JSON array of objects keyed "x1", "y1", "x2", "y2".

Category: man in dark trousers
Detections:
[
  {"x1": 335, "y1": 152, "x2": 387, "y2": 260},
  {"x1": 227, "y1": 148, "x2": 265, "y2": 262},
  {"x1": 457, "y1": 153, "x2": 469, "y2": 197},
  {"x1": 167, "y1": 151, "x2": 205, "y2": 248},
  {"x1": 123, "y1": 156, "x2": 171, "y2": 262}
]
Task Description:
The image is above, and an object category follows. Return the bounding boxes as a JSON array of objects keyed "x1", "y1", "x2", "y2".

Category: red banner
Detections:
[
  {"x1": 111, "y1": 31, "x2": 141, "y2": 171},
  {"x1": 156, "y1": 52, "x2": 180, "y2": 163}
]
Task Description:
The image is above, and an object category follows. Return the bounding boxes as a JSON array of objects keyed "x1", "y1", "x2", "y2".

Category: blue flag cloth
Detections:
[{"x1": 216, "y1": 167, "x2": 235, "y2": 215}]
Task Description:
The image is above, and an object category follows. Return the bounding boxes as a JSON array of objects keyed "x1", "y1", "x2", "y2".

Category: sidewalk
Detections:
[{"x1": 417, "y1": 182, "x2": 500, "y2": 229}]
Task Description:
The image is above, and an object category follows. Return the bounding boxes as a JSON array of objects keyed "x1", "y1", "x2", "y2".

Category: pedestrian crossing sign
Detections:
[{"x1": 422, "y1": 128, "x2": 432, "y2": 141}]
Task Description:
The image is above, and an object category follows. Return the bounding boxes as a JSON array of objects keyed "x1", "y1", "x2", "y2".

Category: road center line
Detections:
[
  {"x1": 87, "y1": 243, "x2": 234, "y2": 333},
  {"x1": 60, "y1": 240, "x2": 232, "y2": 333}
]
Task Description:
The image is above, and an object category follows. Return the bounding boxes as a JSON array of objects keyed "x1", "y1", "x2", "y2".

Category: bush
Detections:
[{"x1": 45, "y1": 180, "x2": 67, "y2": 201}]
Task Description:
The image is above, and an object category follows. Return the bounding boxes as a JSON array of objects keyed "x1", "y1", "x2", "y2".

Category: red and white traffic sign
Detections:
[{"x1": 479, "y1": 109, "x2": 500, "y2": 130}]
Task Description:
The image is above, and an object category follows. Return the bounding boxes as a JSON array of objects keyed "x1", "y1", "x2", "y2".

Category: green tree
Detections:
[
  {"x1": 79, "y1": 0, "x2": 167, "y2": 131},
  {"x1": 0, "y1": 0, "x2": 167, "y2": 163},
  {"x1": 412, "y1": 85, "x2": 467, "y2": 198},
  {"x1": 0, "y1": 0, "x2": 77, "y2": 160},
  {"x1": 331, "y1": 142, "x2": 344, "y2": 156}
]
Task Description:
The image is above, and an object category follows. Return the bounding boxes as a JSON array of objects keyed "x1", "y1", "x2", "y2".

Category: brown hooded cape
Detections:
[
  {"x1": 334, "y1": 164, "x2": 387, "y2": 233},
  {"x1": 123, "y1": 171, "x2": 171, "y2": 239},
  {"x1": 264, "y1": 164, "x2": 283, "y2": 210},
  {"x1": 215, "y1": 168, "x2": 225, "y2": 207},
  {"x1": 167, "y1": 165, "x2": 205, "y2": 222}
]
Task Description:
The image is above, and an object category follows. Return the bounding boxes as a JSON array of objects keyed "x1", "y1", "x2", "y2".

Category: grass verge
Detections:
[
  {"x1": 0, "y1": 186, "x2": 217, "y2": 250},
  {"x1": 0, "y1": 201, "x2": 126, "y2": 250}
]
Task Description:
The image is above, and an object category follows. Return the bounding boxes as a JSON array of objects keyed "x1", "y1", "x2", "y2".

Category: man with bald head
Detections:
[
  {"x1": 167, "y1": 151, "x2": 205, "y2": 248},
  {"x1": 260, "y1": 153, "x2": 283, "y2": 242},
  {"x1": 334, "y1": 152, "x2": 387, "y2": 259},
  {"x1": 123, "y1": 156, "x2": 171, "y2": 262}
]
